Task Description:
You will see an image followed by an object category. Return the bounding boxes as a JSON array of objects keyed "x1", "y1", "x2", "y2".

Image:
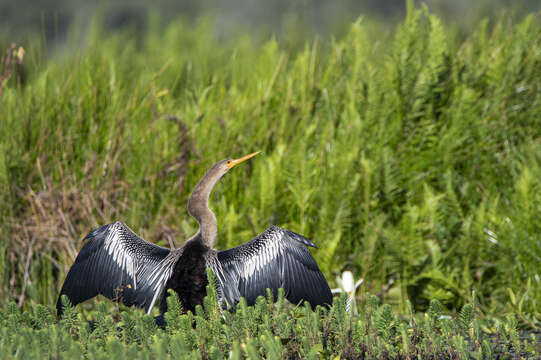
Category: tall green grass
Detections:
[{"x1": 0, "y1": 3, "x2": 540, "y2": 324}]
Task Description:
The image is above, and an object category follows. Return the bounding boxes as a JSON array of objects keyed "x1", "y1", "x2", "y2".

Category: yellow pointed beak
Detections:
[{"x1": 226, "y1": 151, "x2": 261, "y2": 169}]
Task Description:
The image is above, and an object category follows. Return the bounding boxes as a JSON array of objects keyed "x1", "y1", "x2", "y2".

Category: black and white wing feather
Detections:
[
  {"x1": 217, "y1": 226, "x2": 332, "y2": 308},
  {"x1": 57, "y1": 222, "x2": 175, "y2": 315}
]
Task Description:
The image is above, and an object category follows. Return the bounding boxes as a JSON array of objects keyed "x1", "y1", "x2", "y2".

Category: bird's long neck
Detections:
[{"x1": 187, "y1": 168, "x2": 222, "y2": 248}]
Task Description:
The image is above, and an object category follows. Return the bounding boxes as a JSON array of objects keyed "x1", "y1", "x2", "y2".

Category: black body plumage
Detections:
[{"x1": 159, "y1": 240, "x2": 210, "y2": 314}]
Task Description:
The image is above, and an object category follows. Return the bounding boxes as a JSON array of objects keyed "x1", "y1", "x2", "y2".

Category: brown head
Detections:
[{"x1": 187, "y1": 152, "x2": 260, "y2": 247}]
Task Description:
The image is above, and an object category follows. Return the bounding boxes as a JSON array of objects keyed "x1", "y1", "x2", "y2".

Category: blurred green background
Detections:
[{"x1": 2, "y1": 0, "x2": 540, "y2": 44}]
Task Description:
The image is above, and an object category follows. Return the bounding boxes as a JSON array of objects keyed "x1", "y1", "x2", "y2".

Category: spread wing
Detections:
[
  {"x1": 56, "y1": 221, "x2": 176, "y2": 315},
  {"x1": 217, "y1": 226, "x2": 332, "y2": 308}
]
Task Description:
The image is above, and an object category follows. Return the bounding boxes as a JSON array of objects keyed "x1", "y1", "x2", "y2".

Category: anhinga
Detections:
[{"x1": 56, "y1": 152, "x2": 332, "y2": 317}]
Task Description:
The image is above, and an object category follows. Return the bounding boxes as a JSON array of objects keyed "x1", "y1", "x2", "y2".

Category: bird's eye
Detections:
[{"x1": 227, "y1": 160, "x2": 232, "y2": 164}]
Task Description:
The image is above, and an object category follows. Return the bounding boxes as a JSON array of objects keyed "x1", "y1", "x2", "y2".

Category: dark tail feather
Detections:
[{"x1": 154, "y1": 314, "x2": 167, "y2": 329}]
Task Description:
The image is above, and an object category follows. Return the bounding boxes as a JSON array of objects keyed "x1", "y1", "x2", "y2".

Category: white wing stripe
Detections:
[
  {"x1": 143, "y1": 252, "x2": 179, "y2": 313},
  {"x1": 241, "y1": 236, "x2": 281, "y2": 280},
  {"x1": 103, "y1": 224, "x2": 138, "y2": 288}
]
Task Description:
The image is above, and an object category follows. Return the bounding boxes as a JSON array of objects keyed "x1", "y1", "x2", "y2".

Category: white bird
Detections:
[{"x1": 331, "y1": 270, "x2": 363, "y2": 314}]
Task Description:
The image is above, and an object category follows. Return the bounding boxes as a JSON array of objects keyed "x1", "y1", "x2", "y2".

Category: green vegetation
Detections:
[
  {"x1": 0, "y1": 282, "x2": 538, "y2": 358},
  {"x1": 0, "y1": 2, "x2": 540, "y2": 355}
]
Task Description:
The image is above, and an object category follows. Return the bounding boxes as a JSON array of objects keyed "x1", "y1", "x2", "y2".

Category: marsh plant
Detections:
[{"x1": 0, "y1": 280, "x2": 537, "y2": 359}]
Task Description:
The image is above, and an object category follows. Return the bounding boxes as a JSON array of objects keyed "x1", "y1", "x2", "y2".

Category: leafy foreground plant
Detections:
[{"x1": 1, "y1": 281, "x2": 539, "y2": 359}]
